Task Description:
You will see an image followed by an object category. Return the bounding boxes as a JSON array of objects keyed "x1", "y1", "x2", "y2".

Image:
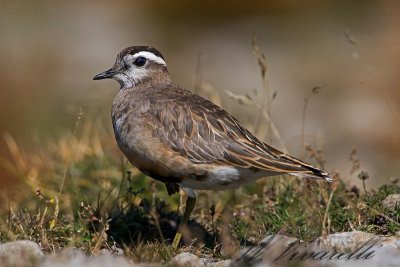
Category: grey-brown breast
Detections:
[{"x1": 111, "y1": 87, "x2": 205, "y2": 184}]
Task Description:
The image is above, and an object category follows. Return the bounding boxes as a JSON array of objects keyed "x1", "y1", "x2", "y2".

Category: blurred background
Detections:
[{"x1": 1, "y1": 0, "x2": 400, "y2": 191}]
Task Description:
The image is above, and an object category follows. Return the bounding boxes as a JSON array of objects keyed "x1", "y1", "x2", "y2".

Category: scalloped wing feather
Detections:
[{"x1": 148, "y1": 87, "x2": 331, "y2": 182}]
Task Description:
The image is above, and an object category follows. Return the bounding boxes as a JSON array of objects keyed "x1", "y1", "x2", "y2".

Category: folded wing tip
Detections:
[
  {"x1": 322, "y1": 172, "x2": 333, "y2": 183},
  {"x1": 290, "y1": 171, "x2": 333, "y2": 183}
]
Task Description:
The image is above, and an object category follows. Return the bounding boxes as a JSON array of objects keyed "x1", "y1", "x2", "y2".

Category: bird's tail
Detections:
[
  {"x1": 275, "y1": 152, "x2": 333, "y2": 182},
  {"x1": 290, "y1": 169, "x2": 332, "y2": 183}
]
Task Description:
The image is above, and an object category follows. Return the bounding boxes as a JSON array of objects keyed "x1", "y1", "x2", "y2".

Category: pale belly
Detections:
[{"x1": 178, "y1": 165, "x2": 272, "y2": 190}]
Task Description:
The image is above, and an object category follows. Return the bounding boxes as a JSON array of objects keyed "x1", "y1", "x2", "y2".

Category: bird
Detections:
[{"x1": 93, "y1": 46, "x2": 332, "y2": 246}]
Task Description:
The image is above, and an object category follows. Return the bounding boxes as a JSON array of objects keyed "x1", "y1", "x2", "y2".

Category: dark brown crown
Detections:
[{"x1": 118, "y1": 46, "x2": 165, "y2": 60}]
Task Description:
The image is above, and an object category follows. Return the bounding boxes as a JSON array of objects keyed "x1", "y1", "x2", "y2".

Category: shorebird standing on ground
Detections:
[{"x1": 93, "y1": 46, "x2": 332, "y2": 246}]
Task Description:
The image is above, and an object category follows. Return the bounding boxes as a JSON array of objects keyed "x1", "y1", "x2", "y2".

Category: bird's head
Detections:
[{"x1": 93, "y1": 46, "x2": 169, "y2": 89}]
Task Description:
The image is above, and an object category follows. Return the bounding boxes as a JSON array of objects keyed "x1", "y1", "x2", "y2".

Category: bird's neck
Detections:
[{"x1": 122, "y1": 70, "x2": 171, "y2": 91}]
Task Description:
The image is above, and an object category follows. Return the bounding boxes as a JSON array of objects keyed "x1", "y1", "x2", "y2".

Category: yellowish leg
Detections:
[{"x1": 172, "y1": 195, "x2": 196, "y2": 248}]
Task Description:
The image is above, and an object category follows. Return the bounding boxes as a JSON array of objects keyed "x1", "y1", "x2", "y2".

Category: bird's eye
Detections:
[{"x1": 133, "y1": 57, "x2": 147, "y2": 67}]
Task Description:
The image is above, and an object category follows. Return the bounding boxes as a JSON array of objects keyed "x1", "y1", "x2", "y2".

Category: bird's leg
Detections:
[{"x1": 172, "y1": 189, "x2": 196, "y2": 248}]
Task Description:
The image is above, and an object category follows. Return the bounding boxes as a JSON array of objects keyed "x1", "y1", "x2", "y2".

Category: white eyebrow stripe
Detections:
[{"x1": 127, "y1": 51, "x2": 167, "y2": 66}]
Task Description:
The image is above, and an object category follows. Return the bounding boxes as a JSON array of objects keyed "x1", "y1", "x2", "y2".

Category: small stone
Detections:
[
  {"x1": 98, "y1": 249, "x2": 112, "y2": 256},
  {"x1": 315, "y1": 231, "x2": 400, "y2": 251},
  {"x1": 231, "y1": 234, "x2": 299, "y2": 266},
  {"x1": 315, "y1": 231, "x2": 376, "y2": 251},
  {"x1": 207, "y1": 259, "x2": 231, "y2": 267},
  {"x1": 382, "y1": 194, "x2": 400, "y2": 211},
  {"x1": 0, "y1": 240, "x2": 44, "y2": 267},
  {"x1": 41, "y1": 249, "x2": 136, "y2": 267},
  {"x1": 171, "y1": 252, "x2": 205, "y2": 267},
  {"x1": 111, "y1": 243, "x2": 124, "y2": 256},
  {"x1": 97, "y1": 245, "x2": 124, "y2": 257},
  {"x1": 41, "y1": 248, "x2": 85, "y2": 264}
]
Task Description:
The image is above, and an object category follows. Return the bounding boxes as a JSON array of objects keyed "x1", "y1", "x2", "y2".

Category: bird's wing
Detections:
[{"x1": 148, "y1": 88, "x2": 330, "y2": 180}]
